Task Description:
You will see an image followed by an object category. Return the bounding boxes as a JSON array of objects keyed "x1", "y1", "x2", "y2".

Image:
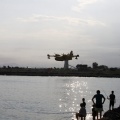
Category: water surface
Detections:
[{"x1": 0, "y1": 76, "x2": 119, "y2": 120}]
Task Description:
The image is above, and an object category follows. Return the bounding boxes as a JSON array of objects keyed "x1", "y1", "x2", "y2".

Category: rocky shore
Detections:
[{"x1": 100, "y1": 106, "x2": 120, "y2": 120}]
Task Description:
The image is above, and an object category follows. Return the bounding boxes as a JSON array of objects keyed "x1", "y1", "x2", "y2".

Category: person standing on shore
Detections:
[
  {"x1": 92, "y1": 90, "x2": 106, "y2": 119},
  {"x1": 82, "y1": 98, "x2": 86, "y2": 108},
  {"x1": 107, "y1": 91, "x2": 116, "y2": 110},
  {"x1": 76, "y1": 103, "x2": 86, "y2": 120},
  {"x1": 92, "y1": 104, "x2": 97, "y2": 120},
  {"x1": 76, "y1": 98, "x2": 87, "y2": 120}
]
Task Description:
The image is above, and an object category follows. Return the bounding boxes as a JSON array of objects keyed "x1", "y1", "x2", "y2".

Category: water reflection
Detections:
[{"x1": 59, "y1": 80, "x2": 91, "y2": 119}]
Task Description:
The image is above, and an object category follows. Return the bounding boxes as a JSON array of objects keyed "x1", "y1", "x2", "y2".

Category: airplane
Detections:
[{"x1": 47, "y1": 51, "x2": 79, "y2": 61}]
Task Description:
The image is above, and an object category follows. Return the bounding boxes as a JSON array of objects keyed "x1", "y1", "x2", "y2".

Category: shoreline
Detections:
[
  {"x1": 0, "y1": 72, "x2": 120, "y2": 78},
  {"x1": 0, "y1": 67, "x2": 120, "y2": 78}
]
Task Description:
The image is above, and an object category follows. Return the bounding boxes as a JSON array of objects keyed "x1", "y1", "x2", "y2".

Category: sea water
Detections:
[{"x1": 0, "y1": 76, "x2": 119, "y2": 120}]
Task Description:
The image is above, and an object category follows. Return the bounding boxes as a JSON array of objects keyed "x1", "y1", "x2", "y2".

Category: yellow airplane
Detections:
[{"x1": 47, "y1": 51, "x2": 79, "y2": 61}]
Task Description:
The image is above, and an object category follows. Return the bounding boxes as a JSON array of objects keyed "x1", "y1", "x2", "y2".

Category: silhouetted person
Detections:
[
  {"x1": 92, "y1": 104, "x2": 97, "y2": 120},
  {"x1": 82, "y1": 98, "x2": 86, "y2": 108},
  {"x1": 107, "y1": 91, "x2": 115, "y2": 110},
  {"x1": 76, "y1": 103, "x2": 87, "y2": 120},
  {"x1": 92, "y1": 90, "x2": 105, "y2": 119}
]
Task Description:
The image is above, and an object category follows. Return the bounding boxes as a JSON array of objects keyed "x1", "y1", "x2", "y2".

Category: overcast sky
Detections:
[{"x1": 0, "y1": 0, "x2": 120, "y2": 68}]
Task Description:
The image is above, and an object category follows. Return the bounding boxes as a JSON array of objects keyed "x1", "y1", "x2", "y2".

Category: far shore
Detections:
[{"x1": 0, "y1": 67, "x2": 120, "y2": 78}]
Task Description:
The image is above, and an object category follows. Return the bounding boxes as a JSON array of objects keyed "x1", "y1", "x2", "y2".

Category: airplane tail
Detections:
[{"x1": 70, "y1": 51, "x2": 73, "y2": 56}]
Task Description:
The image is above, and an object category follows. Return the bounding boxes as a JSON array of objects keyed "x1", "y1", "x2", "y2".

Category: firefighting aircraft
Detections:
[{"x1": 47, "y1": 51, "x2": 79, "y2": 61}]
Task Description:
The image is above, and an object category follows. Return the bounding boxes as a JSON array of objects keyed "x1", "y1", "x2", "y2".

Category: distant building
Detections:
[
  {"x1": 98, "y1": 65, "x2": 108, "y2": 70},
  {"x1": 76, "y1": 64, "x2": 88, "y2": 71},
  {"x1": 92, "y1": 62, "x2": 98, "y2": 69}
]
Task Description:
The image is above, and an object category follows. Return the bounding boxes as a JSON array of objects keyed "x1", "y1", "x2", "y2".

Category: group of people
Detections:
[{"x1": 76, "y1": 90, "x2": 116, "y2": 120}]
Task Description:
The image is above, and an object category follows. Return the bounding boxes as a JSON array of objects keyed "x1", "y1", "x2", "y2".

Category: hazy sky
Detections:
[{"x1": 0, "y1": 0, "x2": 120, "y2": 68}]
